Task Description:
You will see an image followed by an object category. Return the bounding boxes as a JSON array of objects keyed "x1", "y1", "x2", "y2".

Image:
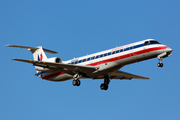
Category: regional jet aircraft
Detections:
[{"x1": 6, "y1": 39, "x2": 172, "y2": 90}]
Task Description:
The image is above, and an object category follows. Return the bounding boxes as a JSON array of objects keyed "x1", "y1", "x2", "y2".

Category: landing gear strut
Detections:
[
  {"x1": 72, "y1": 73, "x2": 81, "y2": 86},
  {"x1": 157, "y1": 52, "x2": 171, "y2": 68},
  {"x1": 157, "y1": 58, "x2": 163, "y2": 67},
  {"x1": 100, "y1": 76, "x2": 110, "y2": 90}
]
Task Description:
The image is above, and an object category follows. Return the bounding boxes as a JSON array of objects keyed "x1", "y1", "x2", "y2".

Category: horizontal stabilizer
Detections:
[{"x1": 5, "y1": 45, "x2": 58, "y2": 54}]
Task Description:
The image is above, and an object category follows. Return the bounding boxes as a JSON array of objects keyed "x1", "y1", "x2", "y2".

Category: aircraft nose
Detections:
[{"x1": 166, "y1": 46, "x2": 173, "y2": 53}]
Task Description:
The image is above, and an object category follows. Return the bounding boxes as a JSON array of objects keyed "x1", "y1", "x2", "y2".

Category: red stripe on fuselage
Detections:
[
  {"x1": 42, "y1": 46, "x2": 167, "y2": 79},
  {"x1": 87, "y1": 46, "x2": 167, "y2": 66},
  {"x1": 42, "y1": 72, "x2": 65, "y2": 80}
]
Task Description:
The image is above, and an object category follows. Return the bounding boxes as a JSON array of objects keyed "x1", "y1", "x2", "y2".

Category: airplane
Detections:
[{"x1": 6, "y1": 39, "x2": 172, "y2": 90}]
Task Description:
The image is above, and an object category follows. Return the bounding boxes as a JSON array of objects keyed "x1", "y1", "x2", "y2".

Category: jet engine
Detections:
[
  {"x1": 35, "y1": 57, "x2": 63, "y2": 72},
  {"x1": 43, "y1": 57, "x2": 62, "y2": 63}
]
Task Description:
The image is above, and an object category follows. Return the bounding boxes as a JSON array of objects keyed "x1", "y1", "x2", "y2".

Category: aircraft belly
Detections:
[{"x1": 45, "y1": 74, "x2": 73, "y2": 82}]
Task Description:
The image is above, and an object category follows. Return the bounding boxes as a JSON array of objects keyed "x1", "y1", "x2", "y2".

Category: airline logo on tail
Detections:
[{"x1": 38, "y1": 53, "x2": 43, "y2": 61}]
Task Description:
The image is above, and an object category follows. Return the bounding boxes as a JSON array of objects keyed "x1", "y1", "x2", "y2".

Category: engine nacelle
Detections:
[
  {"x1": 35, "y1": 57, "x2": 63, "y2": 72},
  {"x1": 43, "y1": 57, "x2": 62, "y2": 63}
]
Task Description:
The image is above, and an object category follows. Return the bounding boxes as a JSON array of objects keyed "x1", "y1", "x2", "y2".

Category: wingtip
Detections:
[
  {"x1": 12, "y1": 58, "x2": 18, "y2": 60},
  {"x1": 5, "y1": 45, "x2": 12, "y2": 47}
]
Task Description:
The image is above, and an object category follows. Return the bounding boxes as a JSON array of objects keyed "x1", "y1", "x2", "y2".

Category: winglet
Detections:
[{"x1": 5, "y1": 45, "x2": 58, "y2": 54}]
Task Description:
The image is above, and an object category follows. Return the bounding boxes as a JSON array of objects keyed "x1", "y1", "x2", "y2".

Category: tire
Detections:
[
  {"x1": 104, "y1": 84, "x2": 108, "y2": 90},
  {"x1": 100, "y1": 84, "x2": 105, "y2": 90},
  {"x1": 76, "y1": 80, "x2": 81, "y2": 86},
  {"x1": 72, "y1": 80, "x2": 77, "y2": 86}
]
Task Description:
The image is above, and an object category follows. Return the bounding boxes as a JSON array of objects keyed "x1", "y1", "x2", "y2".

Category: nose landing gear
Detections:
[
  {"x1": 157, "y1": 58, "x2": 163, "y2": 67},
  {"x1": 157, "y1": 62, "x2": 163, "y2": 67},
  {"x1": 157, "y1": 51, "x2": 172, "y2": 68}
]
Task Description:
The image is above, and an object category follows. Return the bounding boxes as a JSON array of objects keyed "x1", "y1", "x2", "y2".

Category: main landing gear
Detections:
[
  {"x1": 100, "y1": 76, "x2": 110, "y2": 90},
  {"x1": 72, "y1": 79, "x2": 81, "y2": 86},
  {"x1": 72, "y1": 73, "x2": 81, "y2": 86}
]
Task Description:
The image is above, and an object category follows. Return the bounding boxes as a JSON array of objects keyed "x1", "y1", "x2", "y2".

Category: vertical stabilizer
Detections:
[
  {"x1": 5, "y1": 45, "x2": 58, "y2": 72},
  {"x1": 30, "y1": 46, "x2": 47, "y2": 61}
]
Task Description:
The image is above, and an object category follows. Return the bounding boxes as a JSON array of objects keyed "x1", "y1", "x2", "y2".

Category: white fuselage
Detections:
[{"x1": 38, "y1": 39, "x2": 172, "y2": 81}]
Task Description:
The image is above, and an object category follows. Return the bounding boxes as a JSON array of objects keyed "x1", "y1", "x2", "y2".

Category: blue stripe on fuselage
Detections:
[{"x1": 37, "y1": 71, "x2": 46, "y2": 76}]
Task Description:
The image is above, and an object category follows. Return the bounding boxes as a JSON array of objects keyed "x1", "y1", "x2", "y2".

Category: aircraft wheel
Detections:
[
  {"x1": 100, "y1": 84, "x2": 108, "y2": 90},
  {"x1": 158, "y1": 63, "x2": 163, "y2": 67},
  {"x1": 76, "y1": 80, "x2": 81, "y2": 86},
  {"x1": 73, "y1": 80, "x2": 77, "y2": 86},
  {"x1": 104, "y1": 84, "x2": 108, "y2": 90},
  {"x1": 72, "y1": 79, "x2": 81, "y2": 86},
  {"x1": 160, "y1": 63, "x2": 163, "y2": 67},
  {"x1": 100, "y1": 84, "x2": 105, "y2": 90}
]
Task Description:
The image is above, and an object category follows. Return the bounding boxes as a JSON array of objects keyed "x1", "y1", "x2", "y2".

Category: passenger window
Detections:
[
  {"x1": 83, "y1": 59, "x2": 86, "y2": 62},
  {"x1": 96, "y1": 55, "x2": 99, "y2": 59},
  {"x1": 108, "y1": 52, "x2": 111, "y2": 55},
  {"x1": 71, "y1": 62, "x2": 74, "y2": 64},
  {"x1": 87, "y1": 58, "x2": 91, "y2": 61},
  {"x1": 79, "y1": 60, "x2": 82, "y2": 63},
  {"x1": 104, "y1": 53, "x2": 107, "y2": 56},
  {"x1": 120, "y1": 49, "x2": 123, "y2": 52},
  {"x1": 125, "y1": 47, "x2": 130, "y2": 51},
  {"x1": 75, "y1": 61, "x2": 78, "y2": 64},
  {"x1": 100, "y1": 54, "x2": 103, "y2": 58},
  {"x1": 91, "y1": 56, "x2": 95, "y2": 60},
  {"x1": 112, "y1": 51, "x2": 116, "y2": 54},
  {"x1": 116, "y1": 50, "x2": 120, "y2": 53}
]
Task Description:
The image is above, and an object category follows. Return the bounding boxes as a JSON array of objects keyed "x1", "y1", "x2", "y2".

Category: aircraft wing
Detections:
[
  {"x1": 12, "y1": 58, "x2": 99, "y2": 73},
  {"x1": 109, "y1": 70, "x2": 150, "y2": 80}
]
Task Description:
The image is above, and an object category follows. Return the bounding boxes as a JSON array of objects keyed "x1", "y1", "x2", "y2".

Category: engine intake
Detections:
[{"x1": 43, "y1": 57, "x2": 62, "y2": 63}]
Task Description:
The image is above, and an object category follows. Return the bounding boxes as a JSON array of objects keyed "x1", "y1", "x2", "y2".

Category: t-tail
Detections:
[{"x1": 5, "y1": 45, "x2": 58, "y2": 72}]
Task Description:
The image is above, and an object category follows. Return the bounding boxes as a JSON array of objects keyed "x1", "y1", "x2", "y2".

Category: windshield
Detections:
[
  {"x1": 144, "y1": 40, "x2": 160, "y2": 46},
  {"x1": 149, "y1": 40, "x2": 160, "y2": 44}
]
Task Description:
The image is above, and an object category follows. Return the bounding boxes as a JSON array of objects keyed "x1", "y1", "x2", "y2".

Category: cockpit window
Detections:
[
  {"x1": 149, "y1": 40, "x2": 160, "y2": 44},
  {"x1": 144, "y1": 41, "x2": 150, "y2": 45},
  {"x1": 144, "y1": 40, "x2": 160, "y2": 46}
]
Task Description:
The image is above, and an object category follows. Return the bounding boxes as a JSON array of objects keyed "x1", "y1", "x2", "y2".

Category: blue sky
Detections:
[{"x1": 1, "y1": 0, "x2": 179, "y2": 120}]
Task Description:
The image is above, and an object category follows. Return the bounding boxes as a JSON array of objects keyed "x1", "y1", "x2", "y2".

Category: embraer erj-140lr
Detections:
[{"x1": 6, "y1": 39, "x2": 172, "y2": 90}]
